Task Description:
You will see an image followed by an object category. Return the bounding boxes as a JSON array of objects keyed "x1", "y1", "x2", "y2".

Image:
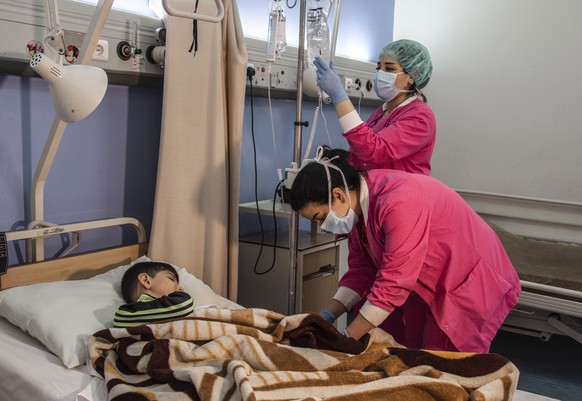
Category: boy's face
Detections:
[{"x1": 141, "y1": 270, "x2": 183, "y2": 298}]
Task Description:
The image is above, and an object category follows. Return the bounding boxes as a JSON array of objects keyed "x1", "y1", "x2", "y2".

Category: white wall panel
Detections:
[{"x1": 394, "y1": 0, "x2": 582, "y2": 204}]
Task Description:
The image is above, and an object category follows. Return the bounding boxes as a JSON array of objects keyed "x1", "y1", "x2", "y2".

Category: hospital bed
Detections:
[
  {"x1": 0, "y1": 226, "x2": 558, "y2": 401},
  {"x1": 0, "y1": 225, "x2": 238, "y2": 401},
  {"x1": 457, "y1": 190, "x2": 582, "y2": 345}
]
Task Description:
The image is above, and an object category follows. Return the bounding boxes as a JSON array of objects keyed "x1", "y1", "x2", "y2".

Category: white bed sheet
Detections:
[
  {"x1": 0, "y1": 317, "x2": 93, "y2": 401},
  {"x1": 0, "y1": 316, "x2": 560, "y2": 401}
]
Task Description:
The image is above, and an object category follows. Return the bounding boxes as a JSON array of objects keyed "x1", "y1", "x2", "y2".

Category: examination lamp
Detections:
[{"x1": 30, "y1": 53, "x2": 108, "y2": 123}]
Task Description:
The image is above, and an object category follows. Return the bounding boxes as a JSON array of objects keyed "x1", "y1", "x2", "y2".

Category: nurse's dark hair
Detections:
[
  {"x1": 120, "y1": 261, "x2": 179, "y2": 303},
  {"x1": 412, "y1": 85, "x2": 428, "y2": 102},
  {"x1": 403, "y1": 75, "x2": 427, "y2": 102},
  {"x1": 290, "y1": 147, "x2": 361, "y2": 212}
]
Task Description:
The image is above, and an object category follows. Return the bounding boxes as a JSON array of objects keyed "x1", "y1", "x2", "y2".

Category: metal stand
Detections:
[
  {"x1": 28, "y1": 0, "x2": 115, "y2": 262},
  {"x1": 288, "y1": 0, "x2": 342, "y2": 314},
  {"x1": 288, "y1": 0, "x2": 307, "y2": 314}
]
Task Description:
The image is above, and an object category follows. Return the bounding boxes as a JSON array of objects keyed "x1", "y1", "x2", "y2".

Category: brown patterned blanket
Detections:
[{"x1": 88, "y1": 307, "x2": 519, "y2": 401}]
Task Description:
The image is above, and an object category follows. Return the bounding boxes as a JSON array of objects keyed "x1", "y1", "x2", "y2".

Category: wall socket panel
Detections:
[
  {"x1": 0, "y1": 0, "x2": 164, "y2": 81},
  {"x1": 249, "y1": 63, "x2": 296, "y2": 91},
  {"x1": 245, "y1": 37, "x2": 382, "y2": 105},
  {"x1": 92, "y1": 39, "x2": 109, "y2": 62}
]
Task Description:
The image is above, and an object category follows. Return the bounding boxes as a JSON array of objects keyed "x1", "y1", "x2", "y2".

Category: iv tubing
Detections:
[
  {"x1": 319, "y1": 95, "x2": 333, "y2": 146},
  {"x1": 267, "y1": 63, "x2": 281, "y2": 171},
  {"x1": 303, "y1": 102, "x2": 320, "y2": 162}
]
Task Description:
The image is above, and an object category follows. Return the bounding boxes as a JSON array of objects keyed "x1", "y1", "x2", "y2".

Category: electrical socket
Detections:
[
  {"x1": 344, "y1": 77, "x2": 354, "y2": 90},
  {"x1": 92, "y1": 39, "x2": 109, "y2": 61},
  {"x1": 270, "y1": 69, "x2": 294, "y2": 90}
]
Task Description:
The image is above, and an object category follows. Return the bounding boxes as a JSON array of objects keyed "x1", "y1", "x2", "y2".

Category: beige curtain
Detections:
[{"x1": 149, "y1": 0, "x2": 247, "y2": 300}]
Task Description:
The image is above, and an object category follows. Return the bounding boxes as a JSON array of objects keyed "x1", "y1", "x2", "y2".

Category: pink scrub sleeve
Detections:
[
  {"x1": 344, "y1": 101, "x2": 436, "y2": 173},
  {"x1": 338, "y1": 234, "x2": 378, "y2": 299}
]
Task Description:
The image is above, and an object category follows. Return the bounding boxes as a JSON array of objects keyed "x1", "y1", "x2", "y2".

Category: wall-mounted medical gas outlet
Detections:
[
  {"x1": 146, "y1": 45, "x2": 166, "y2": 68},
  {"x1": 117, "y1": 41, "x2": 133, "y2": 61}
]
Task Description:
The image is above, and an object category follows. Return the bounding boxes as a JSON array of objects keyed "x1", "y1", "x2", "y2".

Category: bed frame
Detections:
[
  {"x1": 1, "y1": 219, "x2": 148, "y2": 290},
  {"x1": 457, "y1": 189, "x2": 582, "y2": 344},
  {"x1": 0, "y1": 243, "x2": 148, "y2": 290}
]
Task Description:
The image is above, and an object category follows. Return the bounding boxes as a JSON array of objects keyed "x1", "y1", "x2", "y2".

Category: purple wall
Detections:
[
  {"x1": 0, "y1": 74, "x2": 163, "y2": 264},
  {"x1": 1, "y1": 0, "x2": 395, "y2": 263}
]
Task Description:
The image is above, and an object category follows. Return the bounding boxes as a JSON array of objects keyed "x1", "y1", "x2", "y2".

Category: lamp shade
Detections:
[{"x1": 30, "y1": 53, "x2": 108, "y2": 123}]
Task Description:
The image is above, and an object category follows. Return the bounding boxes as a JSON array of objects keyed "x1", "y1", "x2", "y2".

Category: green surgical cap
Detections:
[{"x1": 379, "y1": 39, "x2": 433, "y2": 89}]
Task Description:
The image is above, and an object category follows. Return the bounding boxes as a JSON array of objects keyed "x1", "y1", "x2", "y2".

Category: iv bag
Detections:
[
  {"x1": 306, "y1": 0, "x2": 331, "y2": 67},
  {"x1": 266, "y1": 0, "x2": 287, "y2": 62}
]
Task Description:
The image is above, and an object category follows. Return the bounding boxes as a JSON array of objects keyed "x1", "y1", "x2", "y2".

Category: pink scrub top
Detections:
[
  {"x1": 339, "y1": 170, "x2": 521, "y2": 353},
  {"x1": 344, "y1": 98, "x2": 436, "y2": 175}
]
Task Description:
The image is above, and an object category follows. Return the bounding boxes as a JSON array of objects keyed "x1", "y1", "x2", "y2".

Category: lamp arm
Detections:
[
  {"x1": 29, "y1": 118, "x2": 68, "y2": 261},
  {"x1": 44, "y1": 0, "x2": 66, "y2": 55},
  {"x1": 44, "y1": 0, "x2": 60, "y2": 32},
  {"x1": 78, "y1": 0, "x2": 115, "y2": 64},
  {"x1": 29, "y1": 0, "x2": 114, "y2": 262}
]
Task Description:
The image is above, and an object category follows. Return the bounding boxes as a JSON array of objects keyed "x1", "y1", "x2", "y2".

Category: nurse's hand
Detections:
[{"x1": 313, "y1": 56, "x2": 348, "y2": 105}]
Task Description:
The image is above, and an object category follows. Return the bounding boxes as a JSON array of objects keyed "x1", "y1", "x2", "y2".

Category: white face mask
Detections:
[
  {"x1": 320, "y1": 204, "x2": 359, "y2": 235},
  {"x1": 374, "y1": 70, "x2": 410, "y2": 102},
  {"x1": 314, "y1": 147, "x2": 359, "y2": 235}
]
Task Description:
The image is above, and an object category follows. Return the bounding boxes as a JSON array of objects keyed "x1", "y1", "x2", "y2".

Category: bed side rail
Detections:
[
  {"x1": 7, "y1": 218, "x2": 146, "y2": 242},
  {"x1": 3, "y1": 217, "x2": 147, "y2": 265}
]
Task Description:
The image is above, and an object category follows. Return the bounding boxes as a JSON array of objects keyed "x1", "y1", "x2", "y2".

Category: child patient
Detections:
[{"x1": 113, "y1": 261, "x2": 195, "y2": 328}]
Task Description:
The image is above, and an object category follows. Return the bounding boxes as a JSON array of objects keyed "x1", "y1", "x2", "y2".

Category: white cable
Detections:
[
  {"x1": 267, "y1": 63, "x2": 281, "y2": 173},
  {"x1": 320, "y1": 95, "x2": 332, "y2": 146},
  {"x1": 303, "y1": 103, "x2": 319, "y2": 162}
]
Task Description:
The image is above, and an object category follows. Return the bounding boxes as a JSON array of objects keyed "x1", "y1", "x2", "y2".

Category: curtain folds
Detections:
[{"x1": 149, "y1": 0, "x2": 247, "y2": 300}]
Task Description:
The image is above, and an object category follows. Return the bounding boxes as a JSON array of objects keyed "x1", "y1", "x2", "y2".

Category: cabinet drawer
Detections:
[{"x1": 301, "y1": 246, "x2": 339, "y2": 313}]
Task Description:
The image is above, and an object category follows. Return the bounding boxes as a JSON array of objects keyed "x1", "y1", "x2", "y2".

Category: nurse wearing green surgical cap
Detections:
[{"x1": 313, "y1": 39, "x2": 436, "y2": 175}]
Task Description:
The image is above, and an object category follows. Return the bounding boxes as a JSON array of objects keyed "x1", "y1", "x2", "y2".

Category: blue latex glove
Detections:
[
  {"x1": 313, "y1": 56, "x2": 348, "y2": 105},
  {"x1": 320, "y1": 309, "x2": 337, "y2": 324}
]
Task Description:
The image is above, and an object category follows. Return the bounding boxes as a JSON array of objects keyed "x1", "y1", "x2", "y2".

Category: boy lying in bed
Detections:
[{"x1": 113, "y1": 261, "x2": 195, "y2": 328}]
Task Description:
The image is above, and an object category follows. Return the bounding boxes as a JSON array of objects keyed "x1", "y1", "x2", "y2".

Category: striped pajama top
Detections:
[{"x1": 113, "y1": 291, "x2": 195, "y2": 328}]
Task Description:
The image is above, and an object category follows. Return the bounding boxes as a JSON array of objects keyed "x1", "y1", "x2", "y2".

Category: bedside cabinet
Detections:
[{"x1": 237, "y1": 229, "x2": 347, "y2": 316}]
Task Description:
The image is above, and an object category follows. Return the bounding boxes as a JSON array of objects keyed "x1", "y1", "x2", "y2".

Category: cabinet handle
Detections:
[{"x1": 303, "y1": 264, "x2": 338, "y2": 281}]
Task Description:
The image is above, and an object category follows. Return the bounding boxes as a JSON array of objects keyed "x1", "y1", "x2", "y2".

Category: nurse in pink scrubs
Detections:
[
  {"x1": 290, "y1": 147, "x2": 521, "y2": 353},
  {"x1": 314, "y1": 39, "x2": 436, "y2": 175}
]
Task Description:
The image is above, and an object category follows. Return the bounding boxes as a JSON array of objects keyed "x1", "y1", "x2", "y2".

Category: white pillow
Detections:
[{"x1": 0, "y1": 256, "x2": 236, "y2": 368}]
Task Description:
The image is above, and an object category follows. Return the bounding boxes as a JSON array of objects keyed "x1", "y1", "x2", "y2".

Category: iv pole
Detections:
[
  {"x1": 288, "y1": 0, "x2": 341, "y2": 314},
  {"x1": 288, "y1": 0, "x2": 306, "y2": 314}
]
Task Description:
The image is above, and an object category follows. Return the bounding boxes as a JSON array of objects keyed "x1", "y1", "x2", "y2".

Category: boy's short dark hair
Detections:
[{"x1": 121, "y1": 261, "x2": 180, "y2": 303}]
